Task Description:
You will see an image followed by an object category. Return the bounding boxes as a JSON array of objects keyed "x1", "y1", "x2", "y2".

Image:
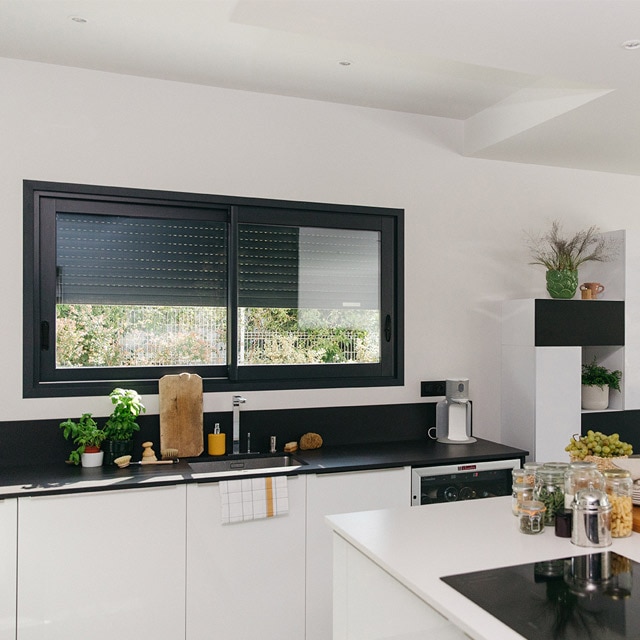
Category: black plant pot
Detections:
[{"x1": 103, "y1": 439, "x2": 133, "y2": 466}]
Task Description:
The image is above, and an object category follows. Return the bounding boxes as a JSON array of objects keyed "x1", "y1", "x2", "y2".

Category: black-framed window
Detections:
[{"x1": 23, "y1": 180, "x2": 404, "y2": 397}]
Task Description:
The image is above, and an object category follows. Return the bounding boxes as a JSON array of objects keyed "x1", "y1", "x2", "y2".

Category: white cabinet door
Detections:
[
  {"x1": 306, "y1": 467, "x2": 411, "y2": 640},
  {"x1": 186, "y1": 475, "x2": 306, "y2": 640},
  {"x1": 333, "y1": 534, "x2": 468, "y2": 640},
  {"x1": 1, "y1": 498, "x2": 17, "y2": 639},
  {"x1": 17, "y1": 486, "x2": 186, "y2": 640}
]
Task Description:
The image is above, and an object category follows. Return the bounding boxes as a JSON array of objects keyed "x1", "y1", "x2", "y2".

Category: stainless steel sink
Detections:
[{"x1": 188, "y1": 454, "x2": 305, "y2": 477}]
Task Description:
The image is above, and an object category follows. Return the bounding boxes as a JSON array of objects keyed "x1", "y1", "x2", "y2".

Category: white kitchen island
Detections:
[{"x1": 327, "y1": 496, "x2": 640, "y2": 640}]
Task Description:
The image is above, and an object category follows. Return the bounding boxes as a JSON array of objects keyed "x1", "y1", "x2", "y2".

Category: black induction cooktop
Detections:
[{"x1": 441, "y1": 552, "x2": 640, "y2": 640}]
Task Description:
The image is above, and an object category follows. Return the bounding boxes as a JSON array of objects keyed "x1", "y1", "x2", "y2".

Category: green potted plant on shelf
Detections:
[
  {"x1": 525, "y1": 221, "x2": 614, "y2": 299},
  {"x1": 102, "y1": 388, "x2": 146, "y2": 465},
  {"x1": 59, "y1": 413, "x2": 107, "y2": 467},
  {"x1": 581, "y1": 357, "x2": 621, "y2": 410}
]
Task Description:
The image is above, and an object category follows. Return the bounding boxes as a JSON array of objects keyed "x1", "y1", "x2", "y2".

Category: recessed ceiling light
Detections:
[
  {"x1": 69, "y1": 16, "x2": 88, "y2": 24},
  {"x1": 338, "y1": 61, "x2": 352, "y2": 67},
  {"x1": 621, "y1": 39, "x2": 640, "y2": 50}
]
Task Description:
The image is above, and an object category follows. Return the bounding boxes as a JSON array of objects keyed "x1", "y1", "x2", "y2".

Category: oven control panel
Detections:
[{"x1": 411, "y1": 459, "x2": 520, "y2": 506}]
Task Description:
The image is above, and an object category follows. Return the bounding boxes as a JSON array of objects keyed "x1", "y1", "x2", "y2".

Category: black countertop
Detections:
[{"x1": 0, "y1": 438, "x2": 527, "y2": 499}]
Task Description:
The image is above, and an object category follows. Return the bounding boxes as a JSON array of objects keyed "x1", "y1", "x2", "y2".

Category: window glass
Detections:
[
  {"x1": 55, "y1": 213, "x2": 227, "y2": 369},
  {"x1": 238, "y1": 224, "x2": 380, "y2": 365}
]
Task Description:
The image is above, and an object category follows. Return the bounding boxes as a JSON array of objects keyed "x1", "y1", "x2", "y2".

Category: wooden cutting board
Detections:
[
  {"x1": 159, "y1": 373, "x2": 204, "y2": 457},
  {"x1": 634, "y1": 506, "x2": 640, "y2": 533}
]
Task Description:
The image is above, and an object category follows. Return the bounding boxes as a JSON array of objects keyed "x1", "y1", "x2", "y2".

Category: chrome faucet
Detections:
[{"x1": 232, "y1": 395, "x2": 246, "y2": 454}]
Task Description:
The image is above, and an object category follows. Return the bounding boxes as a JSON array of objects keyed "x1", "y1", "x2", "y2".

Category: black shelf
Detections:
[{"x1": 534, "y1": 300, "x2": 624, "y2": 346}]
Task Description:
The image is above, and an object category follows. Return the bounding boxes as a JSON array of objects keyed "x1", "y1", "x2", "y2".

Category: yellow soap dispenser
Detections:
[{"x1": 208, "y1": 422, "x2": 226, "y2": 456}]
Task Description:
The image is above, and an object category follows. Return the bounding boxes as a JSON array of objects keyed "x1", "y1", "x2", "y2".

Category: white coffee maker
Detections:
[{"x1": 435, "y1": 378, "x2": 476, "y2": 444}]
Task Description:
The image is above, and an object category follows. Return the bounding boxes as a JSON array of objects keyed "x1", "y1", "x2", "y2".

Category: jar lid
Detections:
[
  {"x1": 537, "y1": 466, "x2": 565, "y2": 479},
  {"x1": 569, "y1": 461, "x2": 597, "y2": 470},
  {"x1": 542, "y1": 462, "x2": 570, "y2": 470},
  {"x1": 519, "y1": 500, "x2": 546, "y2": 516},
  {"x1": 565, "y1": 468, "x2": 604, "y2": 484},
  {"x1": 523, "y1": 461, "x2": 543, "y2": 470},
  {"x1": 574, "y1": 488, "x2": 611, "y2": 510},
  {"x1": 603, "y1": 468, "x2": 631, "y2": 479}
]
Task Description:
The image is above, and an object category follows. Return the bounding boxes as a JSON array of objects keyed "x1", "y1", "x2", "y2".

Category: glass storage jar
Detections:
[
  {"x1": 564, "y1": 462, "x2": 603, "y2": 509},
  {"x1": 603, "y1": 468, "x2": 633, "y2": 538},
  {"x1": 542, "y1": 462, "x2": 570, "y2": 472},
  {"x1": 519, "y1": 500, "x2": 546, "y2": 534},
  {"x1": 512, "y1": 468, "x2": 535, "y2": 515},
  {"x1": 534, "y1": 467, "x2": 565, "y2": 525},
  {"x1": 523, "y1": 461, "x2": 543, "y2": 486}
]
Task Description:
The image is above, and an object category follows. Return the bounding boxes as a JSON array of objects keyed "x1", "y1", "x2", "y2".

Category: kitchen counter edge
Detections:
[{"x1": 0, "y1": 438, "x2": 526, "y2": 499}]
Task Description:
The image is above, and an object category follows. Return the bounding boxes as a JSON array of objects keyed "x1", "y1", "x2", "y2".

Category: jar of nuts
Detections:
[
  {"x1": 564, "y1": 462, "x2": 603, "y2": 509},
  {"x1": 512, "y1": 468, "x2": 534, "y2": 516},
  {"x1": 522, "y1": 461, "x2": 543, "y2": 485},
  {"x1": 603, "y1": 468, "x2": 633, "y2": 538}
]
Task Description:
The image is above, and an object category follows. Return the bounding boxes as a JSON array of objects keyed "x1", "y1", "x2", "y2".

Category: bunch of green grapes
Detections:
[{"x1": 565, "y1": 430, "x2": 633, "y2": 458}]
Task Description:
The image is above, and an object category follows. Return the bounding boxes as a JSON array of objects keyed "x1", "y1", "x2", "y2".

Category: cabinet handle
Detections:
[
  {"x1": 314, "y1": 467, "x2": 406, "y2": 479},
  {"x1": 21, "y1": 483, "x2": 183, "y2": 499}
]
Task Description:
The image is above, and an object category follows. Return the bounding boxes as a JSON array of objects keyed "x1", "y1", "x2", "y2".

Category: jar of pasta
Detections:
[{"x1": 603, "y1": 468, "x2": 633, "y2": 538}]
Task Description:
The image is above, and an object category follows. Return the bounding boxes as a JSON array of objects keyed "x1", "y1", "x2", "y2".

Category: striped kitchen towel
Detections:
[{"x1": 220, "y1": 476, "x2": 289, "y2": 524}]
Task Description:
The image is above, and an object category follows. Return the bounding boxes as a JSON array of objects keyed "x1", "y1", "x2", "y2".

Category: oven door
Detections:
[{"x1": 411, "y1": 459, "x2": 520, "y2": 505}]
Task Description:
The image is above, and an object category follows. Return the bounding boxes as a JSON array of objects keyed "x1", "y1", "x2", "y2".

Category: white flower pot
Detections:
[
  {"x1": 81, "y1": 450, "x2": 104, "y2": 467},
  {"x1": 581, "y1": 384, "x2": 609, "y2": 411}
]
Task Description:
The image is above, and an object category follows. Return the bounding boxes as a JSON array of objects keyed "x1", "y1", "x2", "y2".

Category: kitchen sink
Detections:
[{"x1": 188, "y1": 454, "x2": 306, "y2": 477}]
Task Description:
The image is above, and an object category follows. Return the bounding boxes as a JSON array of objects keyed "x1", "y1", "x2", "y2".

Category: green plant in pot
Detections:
[
  {"x1": 103, "y1": 388, "x2": 146, "y2": 465},
  {"x1": 526, "y1": 221, "x2": 613, "y2": 299},
  {"x1": 59, "y1": 413, "x2": 107, "y2": 466},
  {"x1": 581, "y1": 357, "x2": 621, "y2": 411}
]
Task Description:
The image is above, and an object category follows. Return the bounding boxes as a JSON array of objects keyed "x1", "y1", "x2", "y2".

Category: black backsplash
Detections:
[
  {"x1": 581, "y1": 410, "x2": 640, "y2": 450},
  {"x1": 4, "y1": 403, "x2": 638, "y2": 469},
  {"x1": 0, "y1": 402, "x2": 437, "y2": 468}
]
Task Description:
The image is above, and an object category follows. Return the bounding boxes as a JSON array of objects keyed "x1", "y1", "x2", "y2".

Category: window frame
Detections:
[{"x1": 23, "y1": 180, "x2": 404, "y2": 398}]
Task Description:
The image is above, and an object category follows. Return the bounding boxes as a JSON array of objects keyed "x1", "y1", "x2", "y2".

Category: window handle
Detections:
[
  {"x1": 384, "y1": 314, "x2": 391, "y2": 342},
  {"x1": 40, "y1": 321, "x2": 50, "y2": 350}
]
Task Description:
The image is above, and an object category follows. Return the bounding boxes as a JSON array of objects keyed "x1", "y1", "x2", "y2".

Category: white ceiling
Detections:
[{"x1": 2, "y1": 0, "x2": 640, "y2": 175}]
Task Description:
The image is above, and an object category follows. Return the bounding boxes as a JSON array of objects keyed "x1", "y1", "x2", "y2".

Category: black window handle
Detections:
[
  {"x1": 40, "y1": 321, "x2": 50, "y2": 350},
  {"x1": 384, "y1": 314, "x2": 391, "y2": 342}
]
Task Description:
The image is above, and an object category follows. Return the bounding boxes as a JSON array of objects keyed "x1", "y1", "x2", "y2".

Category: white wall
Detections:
[{"x1": 3, "y1": 57, "x2": 640, "y2": 442}]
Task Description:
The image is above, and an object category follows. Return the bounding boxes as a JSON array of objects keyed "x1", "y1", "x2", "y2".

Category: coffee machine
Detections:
[{"x1": 435, "y1": 379, "x2": 476, "y2": 444}]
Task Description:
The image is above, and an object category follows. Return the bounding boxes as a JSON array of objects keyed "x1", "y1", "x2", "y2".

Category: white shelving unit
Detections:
[{"x1": 502, "y1": 230, "x2": 627, "y2": 461}]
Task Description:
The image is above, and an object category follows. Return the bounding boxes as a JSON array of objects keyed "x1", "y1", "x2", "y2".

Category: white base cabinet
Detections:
[
  {"x1": 333, "y1": 534, "x2": 468, "y2": 640},
  {"x1": 305, "y1": 467, "x2": 411, "y2": 640},
  {"x1": 185, "y1": 476, "x2": 306, "y2": 640},
  {"x1": 11, "y1": 465, "x2": 411, "y2": 640},
  {"x1": 1, "y1": 498, "x2": 17, "y2": 639},
  {"x1": 17, "y1": 486, "x2": 186, "y2": 640}
]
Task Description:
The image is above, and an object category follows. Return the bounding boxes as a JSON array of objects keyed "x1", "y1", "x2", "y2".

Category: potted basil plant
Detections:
[
  {"x1": 102, "y1": 388, "x2": 146, "y2": 465},
  {"x1": 581, "y1": 358, "x2": 621, "y2": 410},
  {"x1": 59, "y1": 413, "x2": 107, "y2": 467}
]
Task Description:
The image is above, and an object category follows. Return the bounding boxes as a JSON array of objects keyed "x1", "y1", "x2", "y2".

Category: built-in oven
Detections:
[{"x1": 411, "y1": 459, "x2": 520, "y2": 505}]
